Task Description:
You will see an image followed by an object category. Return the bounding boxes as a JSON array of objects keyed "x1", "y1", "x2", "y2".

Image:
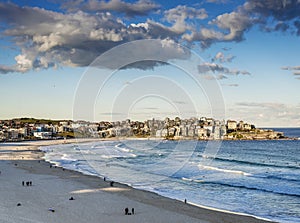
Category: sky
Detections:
[{"x1": 0, "y1": 0, "x2": 299, "y2": 127}]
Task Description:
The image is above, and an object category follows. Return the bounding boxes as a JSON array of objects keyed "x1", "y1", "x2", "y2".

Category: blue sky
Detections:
[{"x1": 0, "y1": 0, "x2": 299, "y2": 127}]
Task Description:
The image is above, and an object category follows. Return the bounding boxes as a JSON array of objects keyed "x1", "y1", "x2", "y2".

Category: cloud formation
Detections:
[
  {"x1": 236, "y1": 102, "x2": 286, "y2": 109},
  {"x1": 0, "y1": 2, "x2": 189, "y2": 73},
  {"x1": 1, "y1": 0, "x2": 300, "y2": 73},
  {"x1": 62, "y1": 0, "x2": 160, "y2": 17},
  {"x1": 162, "y1": 5, "x2": 207, "y2": 34},
  {"x1": 234, "y1": 102, "x2": 300, "y2": 127},
  {"x1": 185, "y1": 0, "x2": 300, "y2": 47},
  {"x1": 198, "y1": 62, "x2": 250, "y2": 76},
  {"x1": 281, "y1": 65, "x2": 300, "y2": 79},
  {"x1": 223, "y1": 83, "x2": 239, "y2": 87},
  {"x1": 143, "y1": 5, "x2": 208, "y2": 40},
  {"x1": 212, "y1": 52, "x2": 235, "y2": 63},
  {"x1": 203, "y1": 74, "x2": 228, "y2": 80}
]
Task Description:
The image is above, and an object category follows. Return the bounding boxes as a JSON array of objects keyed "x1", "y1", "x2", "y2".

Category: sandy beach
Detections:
[{"x1": 0, "y1": 139, "x2": 276, "y2": 223}]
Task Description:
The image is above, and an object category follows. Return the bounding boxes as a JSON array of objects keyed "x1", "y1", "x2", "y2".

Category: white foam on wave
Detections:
[
  {"x1": 182, "y1": 177, "x2": 193, "y2": 182},
  {"x1": 61, "y1": 153, "x2": 78, "y2": 162},
  {"x1": 201, "y1": 155, "x2": 214, "y2": 159},
  {"x1": 182, "y1": 177, "x2": 205, "y2": 183},
  {"x1": 187, "y1": 201, "x2": 273, "y2": 222},
  {"x1": 119, "y1": 147, "x2": 132, "y2": 152},
  {"x1": 79, "y1": 150, "x2": 95, "y2": 155},
  {"x1": 100, "y1": 153, "x2": 137, "y2": 159},
  {"x1": 115, "y1": 143, "x2": 132, "y2": 152},
  {"x1": 198, "y1": 165, "x2": 252, "y2": 176}
]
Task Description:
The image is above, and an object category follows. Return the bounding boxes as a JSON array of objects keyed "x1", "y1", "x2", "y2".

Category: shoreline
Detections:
[
  {"x1": 1, "y1": 131, "x2": 298, "y2": 144},
  {"x1": 0, "y1": 139, "x2": 277, "y2": 223}
]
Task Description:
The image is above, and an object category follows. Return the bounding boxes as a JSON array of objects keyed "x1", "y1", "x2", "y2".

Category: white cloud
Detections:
[
  {"x1": 0, "y1": 3, "x2": 190, "y2": 73},
  {"x1": 1, "y1": 1, "x2": 300, "y2": 73},
  {"x1": 281, "y1": 65, "x2": 300, "y2": 79},
  {"x1": 211, "y1": 10, "x2": 253, "y2": 42},
  {"x1": 234, "y1": 102, "x2": 300, "y2": 127},
  {"x1": 143, "y1": 6, "x2": 208, "y2": 38},
  {"x1": 212, "y1": 51, "x2": 235, "y2": 63},
  {"x1": 186, "y1": 0, "x2": 300, "y2": 47},
  {"x1": 281, "y1": 65, "x2": 300, "y2": 70},
  {"x1": 164, "y1": 5, "x2": 208, "y2": 22},
  {"x1": 223, "y1": 83, "x2": 239, "y2": 87},
  {"x1": 130, "y1": 22, "x2": 149, "y2": 30},
  {"x1": 203, "y1": 74, "x2": 228, "y2": 80},
  {"x1": 62, "y1": 0, "x2": 160, "y2": 17},
  {"x1": 198, "y1": 62, "x2": 250, "y2": 76},
  {"x1": 293, "y1": 71, "x2": 300, "y2": 75},
  {"x1": 183, "y1": 28, "x2": 223, "y2": 47},
  {"x1": 236, "y1": 102, "x2": 286, "y2": 109}
]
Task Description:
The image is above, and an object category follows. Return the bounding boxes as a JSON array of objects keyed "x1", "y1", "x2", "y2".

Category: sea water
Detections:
[{"x1": 41, "y1": 128, "x2": 300, "y2": 223}]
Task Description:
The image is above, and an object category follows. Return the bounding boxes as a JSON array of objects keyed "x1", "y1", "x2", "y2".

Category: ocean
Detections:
[{"x1": 41, "y1": 128, "x2": 300, "y2": 223}]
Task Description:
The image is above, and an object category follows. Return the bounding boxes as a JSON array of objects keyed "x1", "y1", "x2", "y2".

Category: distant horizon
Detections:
[{"x1": 2, "y1": 116, "x2": 299, "y2": 128}]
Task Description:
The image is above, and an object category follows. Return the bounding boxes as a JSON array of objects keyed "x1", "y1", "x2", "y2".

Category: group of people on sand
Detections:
[
  {"x1": 104, "y1": 177, "x2": 115, "y2": 187},
  {"x1": 124, "y1": 207, "x2": 135, "y2": 215},
  {"x1": 22, "y1": 181, "x2": 32, "y2": 186}
]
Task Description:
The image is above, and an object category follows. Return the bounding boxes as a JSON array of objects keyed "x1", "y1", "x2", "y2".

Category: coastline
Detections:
[{"x1": 0, "y1": 139, "x2": 277, "y2": 223}]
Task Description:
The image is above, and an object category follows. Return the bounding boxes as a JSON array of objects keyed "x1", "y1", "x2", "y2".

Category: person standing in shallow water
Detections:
[
  {"x1": 125, "y1": 207, "x2": 129, "y2": 215},
  {"x1": 132, "y1": 208, "x2": 134, "y2": 215}
]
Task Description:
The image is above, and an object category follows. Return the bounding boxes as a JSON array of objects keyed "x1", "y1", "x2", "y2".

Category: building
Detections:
[
  {"x1": 243, "y1": 123, "x2": 252, "y2": 130},
  {"x1": 33, "y1": 131, "x2": 52, "y2": 139},
  {"x1": 180, "y1": 125, "x2": 188, "y2": 137},
  {"x1": 188, "y1": 127, "x2": 195, "y2": 137},
  {"x1": 197, "y1": 127, "x2": 208, "y2": 139},
  {"x1": 212, "y1": 126, "x2": 220, "y2": 139},
  {"x1": 227, "y1": 120, "x2": 237, "y2": 131}
]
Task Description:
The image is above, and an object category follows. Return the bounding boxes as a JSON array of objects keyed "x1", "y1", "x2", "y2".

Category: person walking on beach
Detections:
[{"x1": 48, "y1": 207, "x2": 55, "y2": 212}]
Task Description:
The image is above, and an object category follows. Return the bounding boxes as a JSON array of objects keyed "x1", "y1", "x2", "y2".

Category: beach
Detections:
[{"x1": 0, "y1": 139, "x2": 276, "y2": 223}]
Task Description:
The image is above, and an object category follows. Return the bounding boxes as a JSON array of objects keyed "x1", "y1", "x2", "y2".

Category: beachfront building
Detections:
[
  {"x1": 188, "y1": 127, "x2": 196, "y2": 137},
  {"x1": 161, "y1": 129, "x2": 168, "y2": 137},
  {"x1": 115, "y1": 126, "x2": 131, "y2": 137},
  {"x1": 220, "y1": 124, "x2": 227, "y2": 138},
  {"x1": 180, "y1": 125, "x2": 188, "y2": 137},
  {"x1": 168, "y1": 127, "x2": 176, "y2": 137},
  {"x1": 213, "y1": 125, "x2": 220, "y2": 139},
  {"x1": 0, "y1": 130, "x2": 5, "y2": 141},
  {"x1": 227, "y1": 120, "x2": 237, "y2": 132},
  {"x1": 0, "y1": 117, "x2": 259, "y2": 141},
  {"x1": 33, "y1": 131, "x2": 53, "y2": 139},
  {"x1": 197, "y1": 127, "x2": 208, "y2": 139},
  {"x1": 156, "y1": 129, "x2": 162, "y2": 137},
  {"x1": 238, "y1": 121, "x2": 253, "y2": 131},
  {"x1": 7, "y1": 128, "x2": 19, "y2": 140},
  {"x1": 211, "y1": 123, "x2": 227, "y2": 139}
]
